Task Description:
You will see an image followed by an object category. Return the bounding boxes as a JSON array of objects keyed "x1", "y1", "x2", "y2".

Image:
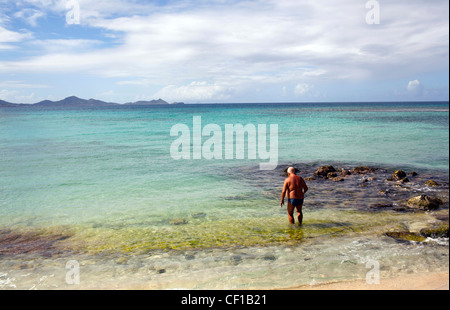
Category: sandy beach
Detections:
[{"x1": 286, "y1": 272, "x2": 449, "y2": 290}]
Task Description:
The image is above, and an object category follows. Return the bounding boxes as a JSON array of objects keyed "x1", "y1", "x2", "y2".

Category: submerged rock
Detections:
[
  {"x1": 314, "y1": 166, "x2": 336, "y2": 178},
  {"x1": 332, "y1": 177, "x2": 345, "y2": 182},
  {"x1": 420, "y1": 224, "x2": 449, "y2": 238},
  {"x1": 407, "y1": 195, "x2": 443, "y2": 210},
  {"x1": 351, "y1": 166, "x2": 375, "y2": 174},
  {"x1": 170, "y1": 218, "x2": 188, "y2": 225},
  {"x1": 392, "y1": 170, "x2": 407, "y2": 180},
  {"x1": 425, "y1": 180, "x2": 440, "y2": 187},
  {"x1": 385, "y1": 232, "x2": 427, "y2": 243}
]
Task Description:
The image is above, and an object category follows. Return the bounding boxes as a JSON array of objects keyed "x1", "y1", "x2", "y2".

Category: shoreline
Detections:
[{"x1": 284, "y1": 272, "x2": 449, "y2": 290}]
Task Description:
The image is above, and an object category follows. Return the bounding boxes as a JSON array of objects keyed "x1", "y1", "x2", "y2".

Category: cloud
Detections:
[
  {"x1": 154, "y1": 81, "x2": 235, "y2": 102},
  {"x1": 407, "y1": 80, "x2": 424, "y2": 96},
  {"x1": 13, "y1": 8, "x2": 45, "y2": 27},
  {"x1": 0, "y1": 80, "x2": 50, "y2": 88},
  {"x1": 0, "y1": 0, "x2": 448, "y2": 102},
  {"x1": 294, "y1": 83, "x2": 314, "y2": 97}
]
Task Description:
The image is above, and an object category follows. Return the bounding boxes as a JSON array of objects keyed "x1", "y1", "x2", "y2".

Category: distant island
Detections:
[{"x1": 0, "y1": 96, "x2": 185, "y2": 108}]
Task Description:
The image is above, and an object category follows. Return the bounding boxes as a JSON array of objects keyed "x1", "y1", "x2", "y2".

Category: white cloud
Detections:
[
  {"x1": 154, "y1": 81, "x2": 235, "y2": 102},
  {"x1": 0, "y1": 80, "x2": 50, "y2": 88},
  {"x1": 0, "y1": 0, "x2": 448, "y2": 102},
  {"x1": 294, "y1": 83, "x2": 314, "y2": 97},
  {"x1": 0, "y1": 26, "x2": 31, "y2": 47},
  {"x1": 13, "y1": 8, "x2": 45, "y2": 27},
  {"x1": 407, "y1": 80, "x2": 424, "y2": 96}
]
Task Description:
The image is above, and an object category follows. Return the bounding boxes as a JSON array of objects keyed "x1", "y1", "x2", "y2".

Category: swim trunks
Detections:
[{"x1": 288, "y1": 199, "x2": 304, "y2": 207}]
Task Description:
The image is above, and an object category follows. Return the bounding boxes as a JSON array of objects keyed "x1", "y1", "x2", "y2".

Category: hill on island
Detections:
[{"x1": 0, "y1": 96, "x2": 184, "y2": 107}]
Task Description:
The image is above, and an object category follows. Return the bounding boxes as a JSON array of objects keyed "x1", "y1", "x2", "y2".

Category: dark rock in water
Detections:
[
  {"x1": 399, "y1": 177, "x2": 410, "y2": 183},
  {"x1": 231, "y1": 255, "x2": 242, "y2": 264},
  {"x1": 340, "y1": 169, "x2": 351, "y2": 176},
  {"x1": 170, "y1": 218, "x2": 188, "y2": 225},
  {"x1": 191, "y1": 212, "x2": 207, "y2": 219},
  {"x1": 184, "y1": 254, "x2": 196, "y2": 260},
  {"x1": 305, "y1": 176, "x2": 316, "y2": 181},
  {"x1": 425, "y1": 180, "x2": 440, "y2": 187},
  {"x1": 385, "y1": 232, "x2": 427, "y2": 243},
  {"x1": 0, "y1": 230, "x2": 73, "y2": 255},
  {"x1": 371, "y1": 203, "x2": 394, "y2": 210},
  {"x1": 327, "y1": 172, "x2": 338, "y2": 179},
  {"x1": 420, "y1": 224, "x2": 449, "y2": 238},
  {"x1": 332, "y1": 177, "x2": 345, "y2": 182},
  {"x1": 314, "y1": 165, "x2": 336, "y2": 178},
  {"x1": 351, "y1": 166, "x2": 375, "y2": 174},
  {"x1": 392, "y1": 170, "x2": 407, "y2": 180},
  {"x1": 407, "y1": 195, "x2": 443, "y2": 210},
  {"x1": 262, "y1": 255, "x2": 277, "y2": 261},
  {"x1": 410, "y1": 171, "x2": 418, "y2": 176}
]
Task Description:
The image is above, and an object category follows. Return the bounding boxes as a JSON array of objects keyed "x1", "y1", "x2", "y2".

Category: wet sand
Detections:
[{"x1": 286, "y1": 272, "x2": 449, "y2": 290}]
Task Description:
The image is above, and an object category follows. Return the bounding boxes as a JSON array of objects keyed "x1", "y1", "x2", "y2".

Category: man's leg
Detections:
[
  {"x1": 296, "y1": 205, "x2": 303, "y2": 225},
  {"x1": 287, "y1": 202, "x2": 295, "y2": 225}
]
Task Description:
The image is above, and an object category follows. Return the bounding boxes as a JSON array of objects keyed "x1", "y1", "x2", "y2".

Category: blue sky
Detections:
[{"x1": 0, "y1": 0, "x2": 448, "y2": 103}]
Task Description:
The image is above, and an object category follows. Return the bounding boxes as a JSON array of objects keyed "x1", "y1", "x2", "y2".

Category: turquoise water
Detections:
[{"x1": 0, "y1": 102, "x2": 449, "y2": 289}]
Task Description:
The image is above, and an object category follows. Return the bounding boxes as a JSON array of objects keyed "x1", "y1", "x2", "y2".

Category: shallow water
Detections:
[{"x1": 0, "y1": 102, "x2": 448, "y2": 289}]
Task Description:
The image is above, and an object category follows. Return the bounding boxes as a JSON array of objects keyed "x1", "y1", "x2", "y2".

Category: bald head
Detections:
[{"x1": 288, "y1": 167, "x2": 296, "y2": 175}]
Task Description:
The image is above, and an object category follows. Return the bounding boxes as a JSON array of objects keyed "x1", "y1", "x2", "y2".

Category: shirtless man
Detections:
[{"x1": 281, "y1": 167, "x2": 309, "y2": 225}]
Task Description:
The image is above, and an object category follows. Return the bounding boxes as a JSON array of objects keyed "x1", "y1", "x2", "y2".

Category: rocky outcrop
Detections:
[
  {"x1": 425, "y1": 180, "x2": 440, "y2": 187},
  {"x1": 392, "y1": 170, "x2": 407, "y2": 180},
  {"x1": 407, "y1": 195, "x2": 443, "y2": 210},
  {"x1": 314, "y1": 166, "x2": 336, "y2": 178},
  {"x1": 350, "y1": 166, "x2": 375, "y2": 174}
]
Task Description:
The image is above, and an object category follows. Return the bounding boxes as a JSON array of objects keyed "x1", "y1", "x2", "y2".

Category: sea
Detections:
[{"x1": 0, "y1": 101, "x2": 448, "y2": 290}]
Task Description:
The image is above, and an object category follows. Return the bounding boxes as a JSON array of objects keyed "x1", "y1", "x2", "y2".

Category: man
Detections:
[{"x1": 281, "y1": 167, "x2": 309, "y2": 225}]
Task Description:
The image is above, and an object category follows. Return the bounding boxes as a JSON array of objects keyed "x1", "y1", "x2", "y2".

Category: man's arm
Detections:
[
  {"x1": 281, "y1": 180, "x2": 288, "y2": 207},
  {"x1": 302, "y1": 178, "x2": 308, "y2": 194}
]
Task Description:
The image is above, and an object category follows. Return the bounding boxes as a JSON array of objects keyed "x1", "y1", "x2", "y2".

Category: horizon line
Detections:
[{"x1": 1, "y1": 96, "x2": 449, "y2": 106}]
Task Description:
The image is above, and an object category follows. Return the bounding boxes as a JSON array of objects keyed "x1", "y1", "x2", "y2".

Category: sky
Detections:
[{"x1": 0, "y1": 0, "x2": 449, "y2": 104}]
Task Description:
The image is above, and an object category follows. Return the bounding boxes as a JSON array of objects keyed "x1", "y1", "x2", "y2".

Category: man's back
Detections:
[{"x1": 285, "y1": 175, "x2": 308, "y2": 199}]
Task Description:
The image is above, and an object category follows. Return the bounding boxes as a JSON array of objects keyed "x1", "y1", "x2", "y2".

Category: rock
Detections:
[
  {"x1": 314, "y1": 165, "x2": 336, "y2": 177},
  {"x1": 350, "y1": 166, "x2": 375, "y2": 174},
  {"x1": 424, "y1": 180, "x2": 440, "y2": 187},
  {"x1": 340, "y1": 169, "x2": 351, "y2": 176},
  {"x1": 407, "y1": 195, "x2": 443, "y2": 210},
  {"x1": 191, "y1": 212, "x2": 207, "y2": 219},
  {"x1": 170, "y1": 218, "x2": 188, "y2": 225},
  {"x1": 371, "y1": 203, "x2": 394, "y2": 210},
  {"x1": 305, "y1": 176, "x2": 316, "y2": 181},
  {"x1": 332, "y1": 177, "x2": 345, "y2": 182},
  {"x1": 420, "y1": 224, "x2": 449, "y2": 238},
  {"x1": 385, "y1": 232, "x2": 427, "y2": 243},
  {"x1": 399, "y1": 177, "x2": 410, "y2": 183},
  {"x1": 410, "y1": 171, "x2": 418, "y2": 176},
  {"x1": 392, "y1": 170, "x2": 407, "y2": 180},
  {"x1": 262, "y1": 255, "x2": 277, "y2": 261},
  {"x1": 327, "y1": 172, "x2": 338, "y2": 179},
  {"x1": 378, "y1": 189, "x2": 388, "y2": 196}
]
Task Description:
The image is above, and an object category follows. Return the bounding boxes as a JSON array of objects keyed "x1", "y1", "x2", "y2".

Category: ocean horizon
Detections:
[{"x1": 1, "y1": 100, "x2": 448, "y2": 289}]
